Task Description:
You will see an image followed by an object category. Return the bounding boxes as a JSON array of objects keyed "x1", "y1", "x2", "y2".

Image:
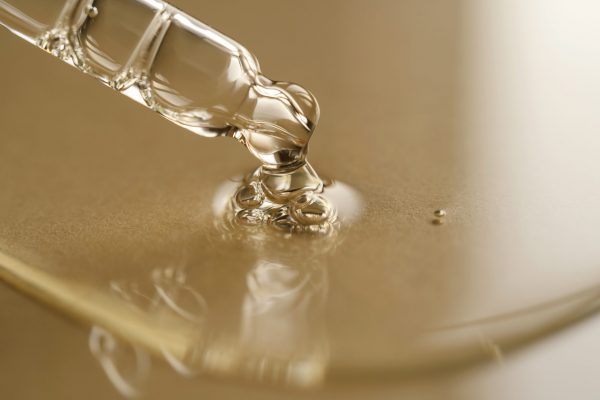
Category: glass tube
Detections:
[{"x1": 0, "y1": 0, "x2": 320, "y2": 170}]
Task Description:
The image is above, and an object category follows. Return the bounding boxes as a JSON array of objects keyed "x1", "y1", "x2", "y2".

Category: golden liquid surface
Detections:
[{"x1": 1, "y1": 0, "x2": 600, "y2": 398}]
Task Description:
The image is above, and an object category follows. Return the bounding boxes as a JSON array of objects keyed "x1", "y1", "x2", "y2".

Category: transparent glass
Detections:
[{"x1": 0, "y1": 0, "x2": 319, "y2": 170}]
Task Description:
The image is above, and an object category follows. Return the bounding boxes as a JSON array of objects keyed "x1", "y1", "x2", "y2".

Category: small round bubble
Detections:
[{"x1": 290, "y1": 193, "x2": 331, "y2": 225}]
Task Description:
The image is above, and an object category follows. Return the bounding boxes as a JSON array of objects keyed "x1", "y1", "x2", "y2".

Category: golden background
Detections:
[{"x1": 1, "y1": 1, "x2": 600, "y2": 398}]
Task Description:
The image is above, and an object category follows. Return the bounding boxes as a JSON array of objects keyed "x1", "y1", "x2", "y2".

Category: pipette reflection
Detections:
[
  {"x1": 89, "y1": 263, "x2": 208, "y2": 397},
  {"x1": 88, "y1": 212, "x2": 337, "y2": 396},
  {"x1": 86, "y1": 175, "x2": 364, "y2": 396}
]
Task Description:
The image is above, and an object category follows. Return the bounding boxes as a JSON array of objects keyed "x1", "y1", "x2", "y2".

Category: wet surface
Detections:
[{"x1": 1, "y1": 0, "x2": 600, "y2": 398}]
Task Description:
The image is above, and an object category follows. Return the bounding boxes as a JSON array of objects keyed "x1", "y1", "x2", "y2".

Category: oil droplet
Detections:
[
  {"x1": 86, "y1": 6, "x2": 99, "y2": 18},
  {"x1": 271, "y1": 213, "x2": 297, "y2": 232},
  {"x1": 213, "y1": 176, "x2": 362, "y2": 235},
  {"x1": 258, "y1": 163, "x2": 323, "y2": 203},
  {"x1": 290, "y1": 194, "x2": 331, "y2": 225},
  {"x1": 236, "y1": 209, "x2": 266, "y2": 225},
  {"x1": 235, "y1": 182, "x2": 264, "y2": 209},
  {"x1": 434, "y1": 209, "x2": 447, "y2": 218},
  {"x1": 432, "y1": 209, "x2": 447, "y2": 226}
]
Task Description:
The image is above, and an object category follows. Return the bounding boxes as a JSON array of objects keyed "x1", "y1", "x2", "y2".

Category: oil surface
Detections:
[{"x1": 3, "y1": 1, "x2": 600, "y2": 399}]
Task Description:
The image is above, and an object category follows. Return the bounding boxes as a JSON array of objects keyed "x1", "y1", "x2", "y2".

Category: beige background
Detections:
[{"x1": 1, "y1": 0, "x2": 600, "y2": 398}]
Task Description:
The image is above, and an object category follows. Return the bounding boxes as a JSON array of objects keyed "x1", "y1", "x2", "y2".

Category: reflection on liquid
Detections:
[
  {"x1": 89, "y1": 263, "x2": 209, "y2": 397},
  {"x1": 89, "y1": 326, "x2": 151, "y2": 398},
  {"x1": 406, "y1": 284, "x2": 600, "y2": 371},
  {"x1": 87, "y1": 250, "x2": 329, "y2": 396},
  {"x1": 238, "y1": 260, "x2": 328, "y2": 384},
  {"x1": 83, "y1": 178, "x2": 361, "y2": 396}
]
